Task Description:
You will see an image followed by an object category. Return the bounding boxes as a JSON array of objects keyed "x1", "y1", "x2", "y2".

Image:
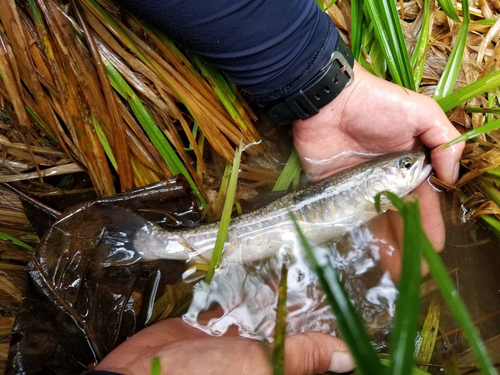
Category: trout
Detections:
[{"x1": 124, "y1": 151, "x2": 431, "y2": 264}]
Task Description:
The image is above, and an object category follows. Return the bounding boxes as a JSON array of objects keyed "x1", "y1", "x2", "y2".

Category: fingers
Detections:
[
  {"x1": 284, "y1": 332, "x2": 354, "y2": 375},
  {"x1": 369, "y1": 181, "x2": 445, "y2": 281},
  {"x1": 414, "y1": 182, "x2": 445, "y2": 252},
  {"x1": 414, "y1": 96, "x2": 464, "y2": 184}
]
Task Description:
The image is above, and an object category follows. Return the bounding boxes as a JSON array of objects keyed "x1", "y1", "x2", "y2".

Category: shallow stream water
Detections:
[{"x1": 183, "y1": 189, "x2": 500, "y2": 372}]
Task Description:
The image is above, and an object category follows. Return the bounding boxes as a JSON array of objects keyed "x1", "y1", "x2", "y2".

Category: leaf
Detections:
[
  {"x1": 272, "y1": 263, "x2": 288, "y2": 375},
  {"x1": 411, "y1": 0, "x2": 432, "y2": 87},
  {"x1": 104, "y1": 59, "x2": 207, "y2": 207},
  {"x1": 151, "y1": 357, "x2": 161, "y2": 375},
  {"x1": 0, "y1": 232, "x2": 32, "y2": 251},
  {"x1": 437, "y1": 71, "x2": 500, "y2": 112},
  {"x1": 364, "y1": 0, "x2": 414, "y2": 89},
  {"x1": 376, "y1": 195, "x2": 422, "y2": 375},
  {"x1": 439, "y1": 118, "x2": 500, "y2": 149},
  {"x1": 437, "y1": 0, "x2": 461, "y2": 22},
  {"x1": 272, "y1": 149, "x2": 302, "y2": 192},
  {"x1": 433, "y1": 0, "x2": 470, "y2": 100},
  {"x1": 416, "y1": 299, "x2": 440, "y2": 372},
  {"x1": 206, "y1": 144, "x2": 243, "y2": 283},
  {"x1": 351, "y1": 0, "x2": 363, "y2": 60},
  {"x1": 290, "y1": 211, "x2": 385, "y2": 375}
]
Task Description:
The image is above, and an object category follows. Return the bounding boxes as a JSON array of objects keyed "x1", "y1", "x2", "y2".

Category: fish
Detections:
[{"x1": 111, "y1": 151, "x2": 431, "y2": 265}]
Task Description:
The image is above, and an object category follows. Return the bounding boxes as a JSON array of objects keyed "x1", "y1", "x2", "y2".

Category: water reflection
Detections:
[{"x1": 183, "y1": 222, "x2": 398, "y2": 345}]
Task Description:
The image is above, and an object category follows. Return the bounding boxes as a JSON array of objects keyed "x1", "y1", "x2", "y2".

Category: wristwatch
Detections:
[{"x1": 267, "y1": 36, "x2": 355, "y2": 126}]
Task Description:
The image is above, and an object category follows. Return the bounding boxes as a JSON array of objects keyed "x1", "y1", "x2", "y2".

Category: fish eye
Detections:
[{"x1": 398, "y1": 156, "x2": 414, "y2": 170}]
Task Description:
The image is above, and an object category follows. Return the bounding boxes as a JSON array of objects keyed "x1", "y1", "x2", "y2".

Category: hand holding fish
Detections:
[
  {"x1": 294, "y1": 61, "x2": 463, "y2": 256},
  {"x1": 293, "y1": 61, "x2": 464, "y2": 184},
  {"x1": 96, "y1": 317, "x2": 355, "y2": 375}
]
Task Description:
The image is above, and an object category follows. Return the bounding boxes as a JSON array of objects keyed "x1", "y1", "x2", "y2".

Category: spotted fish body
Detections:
[{"x1": 134, "y1": 151, "x2": 431, "y2": 264}]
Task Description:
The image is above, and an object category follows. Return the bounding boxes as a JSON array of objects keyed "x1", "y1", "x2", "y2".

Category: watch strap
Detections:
[{"x1": 268, "y1": 37, "x2": 354, "y2": 126}]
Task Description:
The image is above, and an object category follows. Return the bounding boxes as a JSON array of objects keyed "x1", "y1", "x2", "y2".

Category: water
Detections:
[
  {"x1": 182, "y1": 191, "x2": 500, "y2": 370},
  {"x1": 183, "y1": 213, "x2": 399, "y2": 345}
]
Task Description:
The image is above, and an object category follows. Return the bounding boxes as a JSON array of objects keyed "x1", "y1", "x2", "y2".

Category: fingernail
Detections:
[
  {"x1": 452, "y1": 162, "x2": 460, "y2": 183},
  {"x1": 328, "y1": 351, "x2": 355, "y2": 373}
]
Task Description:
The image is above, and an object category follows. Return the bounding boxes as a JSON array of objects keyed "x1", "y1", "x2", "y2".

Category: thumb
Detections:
[
  {"x1": 414, "y1": 95, "x2": 464, "y2": 184},
  {"x1": 284, "y1": 332, "x2": 354, "y2": 375}
]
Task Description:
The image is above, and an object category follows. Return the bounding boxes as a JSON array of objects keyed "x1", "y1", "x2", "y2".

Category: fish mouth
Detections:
[{"x1": 413, "y1": 153, "x2": 433, "y2": 188}]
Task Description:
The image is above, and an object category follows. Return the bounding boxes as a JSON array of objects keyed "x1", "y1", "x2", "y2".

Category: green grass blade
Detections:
[
  {"x1": 290, "y1": 211, "x2": 385, "y2": 375},
  {"x1": 465, "y1": 105, "x2": 500, "y2": 115},
  {"x1": 437, "y1": 71, "x2": 500, "y2": 112},
  {"x1": 421, "y1": 235, "x2": 496, "y2": 375},
  {"x1": 25, "y1": 105, "x2": 57, "y2": 142},
  {"x1": 206, "y1": 145, "x2": 242, "y2": 284},
  {"x1": 273, "y1": 149, "x2": 302, "y2": 192},
  {"x1": 411, "y1": 0, "x2": 431, "y2": 87},
  {"x1": 359, "y1": 54, "x2": 378, "y2": 76},
  {"x1": 314, "y1": 0, "x2": 325, "y2": 12},
  {"x1": 92, "y1": 114, "x2": 117, "y2": 171},
  {"x1": 480, "y1": 214, "x2": 500, "y2": 237},
  {"x1": 0, "y1": 231, "x2": 33, "y2": 251},
  {"x1": 103, "y1": 59, "x2": 206, "y2": 206},
  {"x1": 364, "y1": 0, "x2": 414, "y2": 89},
  {"x1": 190, "y1": 54, "x2": 251, "y2": 133},
  {"x1": 433, "y1": 0, "x2": 470, "y2": 100},
  {"x1": 487, "y1": 93, "x2": 495, "y2": 124},
  {"x1": 272, "y1": 263, "x2": 288, "y2": 375},
  {"x1": 375, "y1": 193, "x2": 422, "y2": 375},
  {"x1": 370, "y1": 39, "x2": 388, "y2": 78},
  {"x1": 439, "y1": 118, "x2": 500, "y2": 149},
  {"x1": 416, "y1": 299, "x2": 440, "y2": 372},
  {"x1": 437, "y1": 0, "x2": 461, "y2": 22},
  {"x1": 472, "y1": 19, "x2": 497, "y2": 25},
  {"x1": 324, "y1": 0, "x2": 338, "y2": 11},
  {"x1": 362, "y1": 15, "x2": 376, "y2": 52},
  {"x1": 150, "y1": 357, "x2": 161, "y2": 375},
  {"x1": 351, "y1": 0, "x2": 363, "y2": 60}
]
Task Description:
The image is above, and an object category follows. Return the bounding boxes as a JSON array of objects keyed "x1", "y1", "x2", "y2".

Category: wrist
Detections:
[
  {"x1": 267, "y1": 36, "x2": 355, "y2": 125},
  {"x1": 293, "y1": 61, "x2": 367, "y2": 130}
]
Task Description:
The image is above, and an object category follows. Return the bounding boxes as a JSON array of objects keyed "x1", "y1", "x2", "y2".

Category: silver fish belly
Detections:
[{"x1": 133, "y1": 151, "x2": 431, "y2": 264}]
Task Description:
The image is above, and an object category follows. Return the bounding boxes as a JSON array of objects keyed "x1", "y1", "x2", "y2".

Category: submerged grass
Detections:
[
  {"x1": 272, "y1": 263, "x2": 288, "y2": 375},
  {"x1": 272, "y1": 149, "x2": 302, "y2": 192},
  {"x1": 416, "y1": 299, "x2": 440, "y2": 372},
  {"x1": 205, "y1": 145, "x2": 243, "y2": 284}
]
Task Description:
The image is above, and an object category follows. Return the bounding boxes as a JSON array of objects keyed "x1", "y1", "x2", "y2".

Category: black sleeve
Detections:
[{"x1": 117, "y1": 0, "x2": 338, "y2": 103}]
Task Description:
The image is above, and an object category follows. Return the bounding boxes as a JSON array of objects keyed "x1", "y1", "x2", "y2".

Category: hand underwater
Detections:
[{"x1": 96, "y1": 317, "x2": 354, "y2": 375}]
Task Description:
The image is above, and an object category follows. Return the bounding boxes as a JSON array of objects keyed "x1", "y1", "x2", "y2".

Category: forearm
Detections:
[{"x1": 116, "y1": 0, "x2": 338, "y2": 103}]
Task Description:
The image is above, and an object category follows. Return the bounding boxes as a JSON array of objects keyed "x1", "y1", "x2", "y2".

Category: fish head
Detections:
[{"x1": 363, "y1": 151, "x2": 432, "y2": 202}]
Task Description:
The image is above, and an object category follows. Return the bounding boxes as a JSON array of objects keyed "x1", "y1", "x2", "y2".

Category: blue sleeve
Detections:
[{"x1": 117, "y1": 0, "x2": 338, "y2": 103}]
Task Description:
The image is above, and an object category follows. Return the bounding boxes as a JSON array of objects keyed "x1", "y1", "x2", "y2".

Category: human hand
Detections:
[
  {"x1": 293, "y1": 61, "x2": 461, "y2": 258},
  {"x1": 293, "y1": 61, "x2": 464, "y2": 184},
  {"x1": 95, "y1": 317, "x2": 354, "y2": 375}
]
